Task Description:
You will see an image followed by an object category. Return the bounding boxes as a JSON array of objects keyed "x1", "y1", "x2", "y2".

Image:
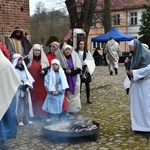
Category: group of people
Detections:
[
  {"x1": 0, "y1": 27, "x2": 95, "y2": 143},
  {"x1": 1, "y1": 26, "x2": 150, "y2": 144}
]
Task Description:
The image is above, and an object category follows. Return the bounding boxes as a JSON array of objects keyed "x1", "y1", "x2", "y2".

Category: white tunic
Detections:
[{"x1": 130, "y1": 64, "x2": 150, "y2": 131}]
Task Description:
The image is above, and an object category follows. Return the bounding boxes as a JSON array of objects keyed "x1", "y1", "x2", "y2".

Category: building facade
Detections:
[
  {"x1": 0, "y1": 0, "x2": 30, "y2": 38},
  {"x1": 89, "y1": 0, "x2": 150, "y2": 52}
]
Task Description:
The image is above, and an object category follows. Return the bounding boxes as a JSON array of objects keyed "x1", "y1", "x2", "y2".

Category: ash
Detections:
[{"x1": 44, "y1": 119, "x2": 98, "y2": 132}]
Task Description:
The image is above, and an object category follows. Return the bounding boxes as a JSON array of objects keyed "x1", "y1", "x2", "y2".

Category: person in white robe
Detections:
[
  {"x1": 12, "y1": 53, "x2": 35, "y2": 126},
  {"x1": 127, "y1": 39, "x2": 150, "y2": 139},
  {"x1": 105, "y1": 36, "x2": 122, "y2": 75}
]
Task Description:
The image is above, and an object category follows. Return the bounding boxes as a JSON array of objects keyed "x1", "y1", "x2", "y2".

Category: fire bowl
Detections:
[{"x1": 42, "y1": 118, "x2": 100, "y2": 141}]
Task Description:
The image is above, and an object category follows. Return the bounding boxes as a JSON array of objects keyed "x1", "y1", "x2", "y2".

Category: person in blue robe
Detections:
[{"x1": 42, "y1": 59, "x2": 68, "y2": 121}]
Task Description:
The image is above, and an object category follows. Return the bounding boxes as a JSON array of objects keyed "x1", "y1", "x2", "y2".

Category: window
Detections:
[
  {"x1": 91, "y1": 17, "x2": 96, "y2": 27},
  {"x1": 113, "y1": 14, "x2": 120, "y2": 25},
  {"x1": 130, "y1": 12, "x2": 137, "y2": 25},
  {"x1": 92, "y1": 42, "x2": 102, "y2": 49}
]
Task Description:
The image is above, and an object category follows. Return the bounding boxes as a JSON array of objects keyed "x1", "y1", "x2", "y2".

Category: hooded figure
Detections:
[
  {"x1": 61, "y1": 45, "x2": 82, "y2": 113},
  {"x1": 27, "y1": 44, "x2": 50, "y2": 117},
  {"x1": 127, "y1": 39, "x2": 150, "y2": 139},
  {"x1": 42, "y1": 59, "x2": 68, "y2": 120},
  {"x1": 12, "y1": 53, "x2": 35, "y2": 125},
  {"x1": 7, "y1": 27, "x2": 32, "y2": 57},
  {"x1": 46, "y1": 41, "x2": 67, "y2": 69}
]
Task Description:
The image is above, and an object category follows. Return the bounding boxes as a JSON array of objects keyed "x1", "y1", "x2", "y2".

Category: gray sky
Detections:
[{"x1": 29, "y1": 0, "x2": 66, "y2": 15}]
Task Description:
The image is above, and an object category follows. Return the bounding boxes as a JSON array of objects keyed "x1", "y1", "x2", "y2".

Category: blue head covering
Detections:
[{"x1": 130, "y1": 39, "x2": 150, "y2": 69}]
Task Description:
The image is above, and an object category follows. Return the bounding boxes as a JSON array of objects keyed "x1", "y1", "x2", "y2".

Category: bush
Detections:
[{"x1": 45, "y1": 35, "x2": 59, "y2": 46}]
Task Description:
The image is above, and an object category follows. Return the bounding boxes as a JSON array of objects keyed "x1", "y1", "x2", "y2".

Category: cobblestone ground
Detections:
[{"x1": 3, "y1": 64, "x2": 150, "y2": 150}]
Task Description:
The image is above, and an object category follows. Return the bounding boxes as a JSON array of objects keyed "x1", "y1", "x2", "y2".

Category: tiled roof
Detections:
[
  {"x1": 96, "y1": 0, "x2": 128, "y2": 11},
  {"x1": 124, "y1": 0, "x2": 150, "y2": 9},
  {"x1": 77, "y1": 0, "x2": 150, "y2": 12}
]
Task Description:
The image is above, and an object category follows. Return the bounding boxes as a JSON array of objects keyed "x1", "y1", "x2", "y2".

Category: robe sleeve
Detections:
[
  {"x1": 57, "y1": 84, "x2": 65, "y2": 94},
  {"x1": 117, "y1": 44, "x2": 122, "y2": 57},
  {"x1": 44, "y1": 73, "x2": 50, "y2": 92},
  {"x1": 7, "y1": 39, "x2": 15, "y2": 57},
  {"x1": 104, "y1": 43, "x2": 109, "y2": 53},
  {"x1": 132, "y1": 64, "x2": 150, "y2": 81}
]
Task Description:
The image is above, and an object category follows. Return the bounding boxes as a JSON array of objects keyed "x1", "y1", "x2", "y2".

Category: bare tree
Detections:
[
  {"x1": 65, "y1": 0, "x2": 97, "y2": 41},
  {"x1": 31, "y1": 2, "x2": 46, "y2": 43},
  {"x1": 30, "y1": 3, "x2": 70, "y2": 45}
]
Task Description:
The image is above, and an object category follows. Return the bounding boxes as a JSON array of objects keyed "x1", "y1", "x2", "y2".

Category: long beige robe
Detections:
[
  {"x1": 105, "y1": 39, "x2": 122, "y2": 72},
  {"x1": 0, "y1": 50, "x2": 21, "y2": 120}
]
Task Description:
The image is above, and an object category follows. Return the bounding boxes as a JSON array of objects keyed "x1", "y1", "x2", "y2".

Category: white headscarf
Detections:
[
  {"x1": 12, "y1": 53, "x2": 35, "y2": 88},
  {"x1": 28, "y1": 44, "x2": 49, "y2": 69},
  {"x1": 128, "y1": 40, "x2": 134, "y2": 46},
  {"x1": 61, "y1": 44, "x2": 73, "y2": 52},
  {"x1": 48, "y1": 59, "x2": 68, "y2": 92},
  {"x1": 61, "y1": 44, "x2": 82, "y2": 70}
]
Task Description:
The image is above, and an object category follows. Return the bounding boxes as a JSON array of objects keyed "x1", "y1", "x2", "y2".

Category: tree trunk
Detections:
[
  {"x1": 103, "y1": 0, "x2": 111, "y2": 33},
  {"x1": 65, "y1": 0, "x2": 78, "y2": 29},
  {"x1": 65, "y1": 0, "x2": 97, "y2": 41}
]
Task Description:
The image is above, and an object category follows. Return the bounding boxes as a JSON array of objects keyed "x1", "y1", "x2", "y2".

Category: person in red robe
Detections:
[
  {"x1": 27, "y1": 44, "x2": 50, "y2": 118},
  {"x1": 0, "y1": 40, "x2": 10, "y2": 60},
  {"x1": 46, "y1": 41, "x2": 59, "y2": 65}
]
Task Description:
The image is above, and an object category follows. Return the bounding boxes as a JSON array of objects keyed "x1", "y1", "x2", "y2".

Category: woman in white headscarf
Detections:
[
  {"x1": 0, "y1": 50, "x2": 21, "y2": 142},
  {"x1": 42, "y1": 59, "x2": 68, "y2": 121},
  {"x1": 125, "y1": 39, "x2": 150, "y2": 139},
  {"x1": 61, "y1": 45, "x2": 82, "y2": 114},
  {"x1": 27, "y1": 44, "x2": 50, "y2": 118}
]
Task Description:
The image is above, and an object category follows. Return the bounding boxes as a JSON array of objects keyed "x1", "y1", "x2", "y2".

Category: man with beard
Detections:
[{"x1": 7, "y1": 27, "x2": 32, "y2": 58}]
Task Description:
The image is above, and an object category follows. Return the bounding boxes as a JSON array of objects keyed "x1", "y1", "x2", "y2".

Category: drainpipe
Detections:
[{"x1": 126, "y1": 9, "x2": 128, "y2": 52}]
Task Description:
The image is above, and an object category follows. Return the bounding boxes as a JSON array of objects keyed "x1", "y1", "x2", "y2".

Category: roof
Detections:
[
  {"x1": 124, "y1": 0, "x2": 150, "y2": 9},
  {"x1": 77, "y1": 0, "x2": 150, "y2": 12},
  {"x1": 96, "y1": 0, "x2": 128, "y2": 11},
  {"x1": 61, "y1": 29, "x2": 72, "y2": 41}
]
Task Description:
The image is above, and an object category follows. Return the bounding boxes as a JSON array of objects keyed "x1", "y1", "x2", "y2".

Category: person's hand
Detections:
[
  {"x1": 124, "y1": 57, "x2": 130, "y2": 63},
  {"x1": 129, "y1": 70, "x2": 133, "y2": 78},
  {"x1": 40, "y1": 69, "x2": 45, "y2": 75},
  {"x1": 66, "y1": 69, "x2": 71, "y2": 74},
  {"x1": 51, "y1": 91, "x2": 59, "y2": 95},
  {"x1": 27, "y1": 54, "x2": 32, "y2": 60}
]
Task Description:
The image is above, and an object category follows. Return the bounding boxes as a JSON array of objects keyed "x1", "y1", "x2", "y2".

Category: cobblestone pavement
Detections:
[{"x1": 3, "y1": 64, "x2": 150, "y2": 150}]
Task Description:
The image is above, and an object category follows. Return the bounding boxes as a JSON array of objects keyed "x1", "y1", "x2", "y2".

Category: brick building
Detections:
[{"x1": 0, "y1": 0, "x2": 30, "y2": 38}]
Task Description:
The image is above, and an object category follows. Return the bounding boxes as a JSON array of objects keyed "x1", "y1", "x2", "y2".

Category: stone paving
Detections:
[{"x1": 3, "y1": 64, "x2": 150, "y2": 150}]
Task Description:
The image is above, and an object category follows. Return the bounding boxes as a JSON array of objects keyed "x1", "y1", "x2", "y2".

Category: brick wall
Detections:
[{"x1": 0, "y1": 0, "x2": 30, "y2": 37}]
